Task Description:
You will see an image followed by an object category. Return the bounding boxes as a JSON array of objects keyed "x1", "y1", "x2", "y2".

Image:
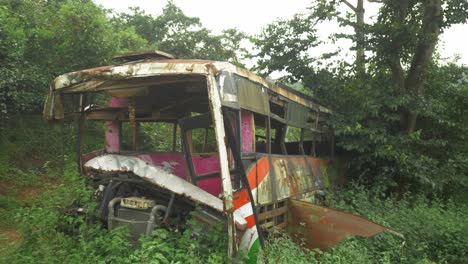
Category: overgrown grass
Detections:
[
  {"x1": 331, "y1": 183, "x2": 468, "y2": 263},
  {"x1": 1, "y1": 116, "x2": 467, "y2": 263},
  {"x1": 0, "y1": 117, "x2": 66, "y2": 233},
  {"x1": 4, "y1": 178, "x2": 466, "y2": 263},
  {"x1": 258, "y1": 231, "x2": 381, "y2": 264},
  {"x1": 259, "y1": 183, "x2": 468, "y2": 264},
  {"x1": 2, "y1": 181, "x2": 230, "y2": 263}
]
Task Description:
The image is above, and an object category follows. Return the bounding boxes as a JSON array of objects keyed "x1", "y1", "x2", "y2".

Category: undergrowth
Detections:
[
  {"x1": 3, "y1": 193, "x2": 230, "y2": 263},
  {"x1": 259, "y1": 183, "x2": 468, "y2": 264},
  {"x1": 1, "y1": 116, "x2": 467, "y2": 263},
  {"x1": 3, "y1": 178, "x2": 466, "y2": 263}
]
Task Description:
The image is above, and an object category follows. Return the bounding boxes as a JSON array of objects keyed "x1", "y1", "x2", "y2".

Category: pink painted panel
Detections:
[
  {"x1": 228, "y1": 113, "x2": 237, "y2": 167},
  {"x1": 193, "y1": 154, "x2": 220, "y2": 175},
  {"x1": 132, "y1": 153, "x2": 222, "y2": 196},
  {"x1": 197, "y1": 177, "x2": 222, "y2": 197},
  {"x1": 241, "y1": 110, "x2": 254, "y2": 153},
  {"x1": 105, "y1": 97, "x2": 127, "y2": 153},
  {"x1": 192, "y1": 154, "x2": 222, "y2": 197},
  {"x1": 84, "y1": 151, "x2": 223, "y2": 196},
  {"x1": 109, "y1": 97, "x2": 128, "y2": 107},
  {"x1": 105, "y1": 121, "x2": 120, "y2": 153}
]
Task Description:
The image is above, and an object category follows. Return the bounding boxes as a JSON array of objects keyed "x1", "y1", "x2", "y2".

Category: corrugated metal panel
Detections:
[
  {"x1": 237, "y1": 76, "x2": 270, "y2": 115},
  {"x1": 286, "y1": 101, "x2": 308, "y2": 128}
]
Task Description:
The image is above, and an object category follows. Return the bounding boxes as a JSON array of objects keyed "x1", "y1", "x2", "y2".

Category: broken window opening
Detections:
[
  {"x1": 284, "y1": 126, "x2": 305, "y2": 155},
  {"x1": 188, "y1": 127, "x2": 217, "y2": 154},
  {"x1": 120, "y1": 121, "x2": 182, "y2": 153}
]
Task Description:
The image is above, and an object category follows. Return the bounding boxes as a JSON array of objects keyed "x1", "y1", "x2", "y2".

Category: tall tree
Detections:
[
  {"x1": 255, "y1": 0, "x2": 468, "y2": 133},
  {"x1": 253, "y1": 0, "x2": 468, "y2": 193},
  {"x1": 371, "y1": 0, "x2": 467, "y2": 134},
  {"x1": 340, "y1": 0, "x2": 366, "y2": 76},
  {"x1": 112, "y1": 1, "x2": 247, "y2": 63},
  {"x1": 0, "y1": 0, "x2": 147, "y2": 119}
]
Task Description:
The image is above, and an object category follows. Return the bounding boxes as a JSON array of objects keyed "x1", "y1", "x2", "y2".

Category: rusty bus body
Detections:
[{"x1": 43, "y1": 51, "x2": 396, "y2": 261}]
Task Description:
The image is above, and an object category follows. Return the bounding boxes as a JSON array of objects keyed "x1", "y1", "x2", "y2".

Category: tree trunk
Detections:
[
  {"x1": 400, "y1": 0, "x2": 441, "y2": 134},
  {"x1": 355, "y1": 0, "x2": 366, "y2": 77},
  {"x1": 400, "y1": 109, "x2": 417, "y2": 135},
  {"x1": 385, "y1": 0, "x2": 441, "y2": 134},
  {"x1": 342, "y1": 0, "x2": 366, "y2": 77}
]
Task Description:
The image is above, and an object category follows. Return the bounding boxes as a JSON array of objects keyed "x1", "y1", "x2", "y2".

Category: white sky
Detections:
[{"x1": 95, "y1": 0, "x2": 468, "y2": 66}]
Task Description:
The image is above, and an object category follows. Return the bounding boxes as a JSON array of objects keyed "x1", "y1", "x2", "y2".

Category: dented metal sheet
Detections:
[
  {"x1": 287, "y1": 199, "x2": 388, "y2": 250},
  {"x1": 52, "y1": 60, "x2": 212, "y2": 92},
  {"x1": 113, "y1": 50, "x2": 176, "y2": 62},
  {"x1": 84, "y1": 154, "x2": 247, "y2": 231}
]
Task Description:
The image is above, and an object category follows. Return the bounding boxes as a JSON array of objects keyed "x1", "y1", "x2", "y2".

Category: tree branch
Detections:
[{"x1": 341, "y1": 0, "x2": 357, "y2": 12}]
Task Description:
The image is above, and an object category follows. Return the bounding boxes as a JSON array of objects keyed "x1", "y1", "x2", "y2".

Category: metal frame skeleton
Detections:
[{"x1": 44, "y1": 51, "x2": 403, "y2": 262}]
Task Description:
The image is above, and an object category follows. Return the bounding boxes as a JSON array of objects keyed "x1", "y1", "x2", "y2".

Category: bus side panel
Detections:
[{"x1": 250, "y1": 156, "x2": 343, "y2": 204}]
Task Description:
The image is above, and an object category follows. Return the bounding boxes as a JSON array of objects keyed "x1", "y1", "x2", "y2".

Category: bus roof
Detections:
[{"x1": 44, "y1": 58, "x2": 331, "y2": 120}]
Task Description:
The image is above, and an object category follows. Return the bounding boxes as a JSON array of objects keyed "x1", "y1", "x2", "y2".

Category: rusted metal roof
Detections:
[
  {"x1": 113, "y1": 50, "x2": 176, "y2": 62},
  {"x1": 44, "y1": 59, "x2": 332, "y2": 120}
]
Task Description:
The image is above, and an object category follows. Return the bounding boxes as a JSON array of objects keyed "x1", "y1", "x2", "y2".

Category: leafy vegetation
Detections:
[
  {"x1": 1, "y1": 0, "x2": 467, "y2": 263},
  {"x1": 2, "y1": 157, "x2": 465, "y2": 263},
  {"x1": 111, "y1": 3, "x2": 246, "y2": 62},
  {"x1": 0, "y1": 0, "x2": 245, "y2": 120},
  {"x1": 259, "y1": 182, "x2": 468, "y2": 264},
  {"x1": 254, "y1": 0, "x2": 468, "y2": 196}
]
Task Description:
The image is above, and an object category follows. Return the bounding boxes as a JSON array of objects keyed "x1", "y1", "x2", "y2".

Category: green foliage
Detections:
[
  {"x1": 0, "y1": 115, "x2": 79, "y2": 234},
  {"x1": 252, "y1": 12, "x2": 319, "y2": 79},
  {"x1": 0, "y1": 0, "x2": 112, "y2": 119},
  {"x1": 138, "y1": 122, "x2": 180, "y2": 152},
  {"x1": 258, "y1": 230, "x2": 319, "y2": 264},
  {"x1": 1, "y1": 117, "x2": 466, "y2": 263},
  {"x1": 322, "y1": 63, "x2": 468, "y2": 195},
  {"x1": 254, "y1": 1, "x2": 468, "y2": 196},
  {"x1": 0, "y1": 116, "x2": 74, "y2": 180},
  {"x1": 1, "y1": 1, "x2": 467, "y2": 263},
  {"x1": 111, "y1": 1, "x2": 247, "y2": 63},
  {"x1": 0, "y1": 3, "x2": 46, "y2": 117},
  {"x1": 258, "y1": 228, "x2": 394, "y2": 264},
  {"x1": 127, "y1": 221, "x2": 228, "y2": 264},
  {"x1": 0, "y1": 115, "x2": 228, "y2": 262},
  {"x1": 330, "y1": 182, "x2": 468, "y2": 263},
  {"x1": 0, "y1": 0, "x2": 248, "y2": 120},
  {"x1": 3, "y1": 191, "x2": 229, "y2": 263},
  {"x1": 259, "y1": 183, "x2": 468, "y2": 264}
]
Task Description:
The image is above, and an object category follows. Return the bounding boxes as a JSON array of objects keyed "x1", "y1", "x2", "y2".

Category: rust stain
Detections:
[
  {"x1": 78, "y1": 66, "x2": 113, "y2": 75},
  {"x1": 287, "y1": 199, "x2": 388, "y2": 251},
  {"x1": 44, "y1": 57, "x2": 331, "y2": 121}
]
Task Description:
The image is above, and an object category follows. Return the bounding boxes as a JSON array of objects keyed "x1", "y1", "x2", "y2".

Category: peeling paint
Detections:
[
  {"x1": 44, "y1": 59, "x2": 331, "y2": 121},
  {"x1": 84, "y1": 154, "x2": 247, "y2": 231}
]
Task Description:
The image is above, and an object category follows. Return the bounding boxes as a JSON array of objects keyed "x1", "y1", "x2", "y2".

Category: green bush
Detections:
[
  {"x1": 257, "y1": 182, "x2": 467, "y2": 264},
  {"x1": 1, "y1": 118, "x2": 466, "y2": 264},
  {"x1": 330, "y1": 183, "x2": 468, "y2": 263},
  {"x1": 2, "y1": 170, "x2": 229, "y2": 264}
]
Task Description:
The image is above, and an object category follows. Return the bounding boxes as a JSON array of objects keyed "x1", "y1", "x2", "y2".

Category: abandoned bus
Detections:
[{"x1": 43, "y1": 51, "x2": 398, "y2": 261}]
